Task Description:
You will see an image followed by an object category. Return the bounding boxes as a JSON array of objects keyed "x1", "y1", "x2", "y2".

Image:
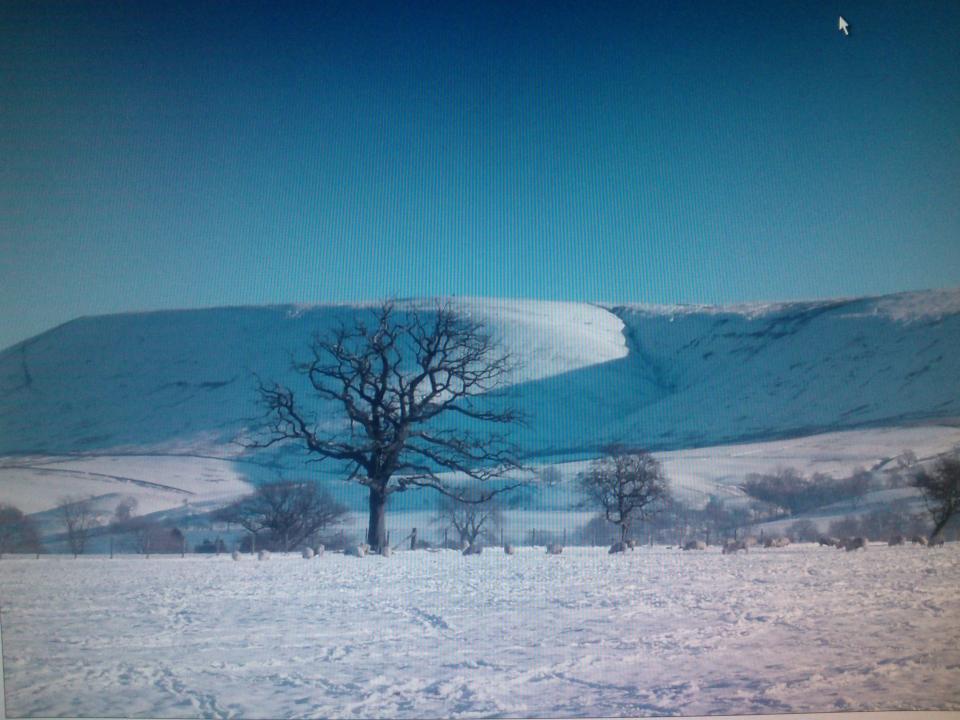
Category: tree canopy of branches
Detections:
[
  {"x1": 215, "y1": 480, "x2": 348, "y2": 552},
  {"x1": 57, "y1": 496, "x2": 100, "y2": 556},
  {"x1": 912, "y1": 454, "x2": 960, "y2": 541},
  {"x1": 110, "y1": 514, "x2": 186, "y2": 554},
  {"x1": 578, "y1": 446, "x2": 670, "y2": 543},
  {"x1": 741, "y1": 467, "x2": 872, "y2": 516},
  {"x1": 0, "y1": 504, "x2": 42, "y2": 557},
  {"x1": 252, "y1": 300, "x2": 526, "y2": 551},
  {"x1": 434, "y1": 487, "x2": 503, "y2": 547}
]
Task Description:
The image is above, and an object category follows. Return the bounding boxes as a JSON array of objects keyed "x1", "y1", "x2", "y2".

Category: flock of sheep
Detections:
[
  {"x1": 229, "y1": 534, "x2": 946, "y2": 561},
  {"x1": 689, "y1": 533, "x2": 945, "y2": 554}
]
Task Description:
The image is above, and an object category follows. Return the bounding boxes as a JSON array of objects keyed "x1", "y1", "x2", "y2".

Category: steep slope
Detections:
[
  {"x1": 506, "y1": 290, "x2": 960, "y2": 456},
  {"x1": 0, "y1": 289, "x2": 957, "y2": 465},
  {"x1": 0, "y1": 299, "x2": 625, "y2": 456}
]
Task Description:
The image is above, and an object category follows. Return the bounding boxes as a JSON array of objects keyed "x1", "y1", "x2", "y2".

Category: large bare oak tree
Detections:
[{"x1": 252, "y1": 301, "x2": 525, "y2": 551}]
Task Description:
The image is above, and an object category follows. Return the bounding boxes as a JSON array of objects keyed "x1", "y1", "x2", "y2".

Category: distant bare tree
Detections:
[
  {"x1": 844, "y1": 467, "x2": 873, "y2": 509},
  {"x1": 0, "y1": 504, "x2": 42, "y2": 557},
  {"x1": 539, "y1": 466, "x2": 563, "y2": 486},
  {"x1": 434, "y1": 487, "x2": 503, "y2": 547},
  {"x1": 215, "y1": 480, "x2": 348, "y2": 552},
  {"x1": 896, "y1": 449, "x2": 918, "y2": 472},
  {"x1": 111, "y1": 515, "x2": 186, "y2": 555},
  {"x1": 787, "y1": 519, "x2": 820, "y2": 543},
  {"x1": 57, "y1": 496, "x2": 100, "y2": 557},
  {"x1": 579, "y1": 445, "x2": 670, "y2": 544},
  {"x1": 828, "y1": 515, "x2": 862, "y2": 540},
  {"x1": 113, "y1": 496, "x2": 138, "y2": 524},
  {"x1": 251, "y1": 300, "x2": 526, "y2": 551},
  {"x1": 912, "y1": 454, "x2": 960, "y2": 541}
]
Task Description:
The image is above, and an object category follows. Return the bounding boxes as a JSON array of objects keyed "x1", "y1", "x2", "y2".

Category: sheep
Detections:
[
  {"x1": 722, "y1": 539, "x2": 748, "y2": 554},
  {"x1": 301, "y1": 547, "x2": 315, "y2": 559},
  {"x1": 818, "y1": 536, "x2": 840, "y2": 547},
  {"x1": 608, "y1": 541, "x2": 628, "y2": 554},
  {"x1": 682, "y1": 540, "x2": 706, "y2": 551},
  {"x1": 911, "y1": 535, "x2": 928, "y2": 546},
  {"x1": 462, "y1": 544, "x2": 482, "y2": 556},
  {"x1": 257, "y1": 550, "x2": 271, "y2": 561},
  {"x1": 763, "y1": 536, "x2": 790, "y2": 548},
  {"x1": 626, "y1": 539, "x2": 637, "y2": 550},
  {"x1": 314, "y1": 544, "x2": 325, "y2": 556},
  {"x1": 380, "y1": 545, "x2": 392, "y2": 557},
  {"x1": 928, "y1": 536, "x2": 945, "y2": 548},
  {"x1": 546, "y1": 544, "x2": 563, "y2": 555},
  {"x1": 231, "y1": 550, "x2": 241, "y2": 561},
  {"x1": 887, "y1": 535, "x2": 906, "y2": 546},
  {"x1": 344, "y1": 545, "x2": 366, "y2": 558},
  {"x1": 504, "y1": 543, "x2": 515, "y2": 555}
]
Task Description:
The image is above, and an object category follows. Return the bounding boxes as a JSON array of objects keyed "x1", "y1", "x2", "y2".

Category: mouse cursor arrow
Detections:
[{"x1": 838, "y1": 16, "x2": 850, "y2": 35}]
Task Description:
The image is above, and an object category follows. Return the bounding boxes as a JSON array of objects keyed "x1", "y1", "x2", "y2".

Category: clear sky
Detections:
[{"x1": 2, "y1": 0, "x2": 959, "y2": 350}]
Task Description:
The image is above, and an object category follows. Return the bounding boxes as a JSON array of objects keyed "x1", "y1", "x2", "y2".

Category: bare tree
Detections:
[
  {"x1": 579, "y1": 445, "x2": 670, "y2": 544},
  {"x1": 251, "y1": 300, "x2": 526, "y2": 551},
  {"x1": 57, "y1": 496, "x2": 100, "y2": 557},
  {"x1": 912, "y1": 454, "x2": 960, "y2": 541},
  {"x1": 0, "y1": 504, "x2": 42, "y2": 558},
  {"x1": 110, "y1": 515, "x2": 185, "y2": 555},
  {"x1": 113, "y1": 496, "x2": 138, "y2": 524},
  {"x1": 434, "y1": 487, "x2": 503, "y2": 547},
  {"x1": 539, "y1": 466, "x2": 563, "y2": 486},
  {"x1": 214, "y1": 480, "x2": 348, "y2": 552}
]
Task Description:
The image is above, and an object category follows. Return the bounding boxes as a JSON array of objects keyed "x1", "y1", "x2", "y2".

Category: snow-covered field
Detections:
[{"x1": 2, "y1": 545, "x2": 959, "y2": 718}]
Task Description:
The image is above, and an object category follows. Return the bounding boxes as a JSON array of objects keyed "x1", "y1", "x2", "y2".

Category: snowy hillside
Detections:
[
  {"x1": 2, "y1": 289, "x2": 958, "y2": 458},
  {"x1": 0, "y1": 289, "x2": 958, "y2": 520}
]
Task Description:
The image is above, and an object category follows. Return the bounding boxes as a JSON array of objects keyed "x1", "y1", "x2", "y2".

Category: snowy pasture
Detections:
[{"x1": 2, "y1": 545, "x2": 959, "y2": 718}]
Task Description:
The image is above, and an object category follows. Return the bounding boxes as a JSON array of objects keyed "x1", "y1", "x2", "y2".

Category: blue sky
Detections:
[{"x1": 2, "y1": 0, "x2": 959, "y2": 350}]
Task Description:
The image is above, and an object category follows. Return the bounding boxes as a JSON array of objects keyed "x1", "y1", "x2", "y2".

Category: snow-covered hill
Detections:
[{"x1": 1, "y1": 289, "x2": 958, "y2": 519}]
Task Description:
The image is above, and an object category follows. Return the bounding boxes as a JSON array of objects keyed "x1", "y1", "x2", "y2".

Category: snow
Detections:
[
  {"x1": 0, "y1": 454, "x2": 253, "y2": 516},
  {"x1": 2, "y1": 289, "x2": 959, "y2": 460},
  {"x1": 1, "y1": 545, "x2": 958, "y2": 718}
]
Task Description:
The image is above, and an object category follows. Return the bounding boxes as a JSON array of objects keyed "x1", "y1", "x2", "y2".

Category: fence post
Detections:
[
  {"x1": 181, "y1": 537, "x2": 186, "y2": 558},
  {"x1": 109, "y1": 536, "x2": 114, "y2": 559}
]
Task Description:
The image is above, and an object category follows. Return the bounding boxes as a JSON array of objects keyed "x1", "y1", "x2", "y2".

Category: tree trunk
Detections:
[
  {"x1": 367, "y1": 485, "x2": 387, "y2": 551},
  {"x1": 930, "y1": 514, "x2": 952, "y2": 542}
]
